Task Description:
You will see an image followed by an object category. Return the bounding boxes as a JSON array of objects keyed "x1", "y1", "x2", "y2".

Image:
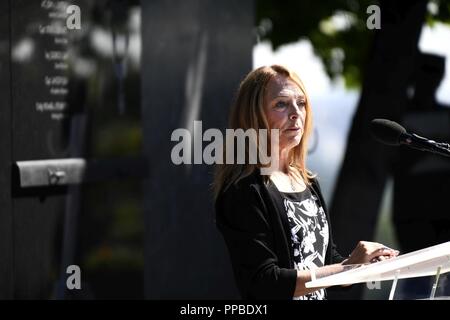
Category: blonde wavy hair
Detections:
[{"x1": 213, "y1": 65, "x2": 315, "y2": 200}]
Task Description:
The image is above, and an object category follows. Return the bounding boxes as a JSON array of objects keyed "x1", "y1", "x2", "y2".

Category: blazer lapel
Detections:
[{"x1": 258, "y1": 172, "x2": 294, "y2": 268}]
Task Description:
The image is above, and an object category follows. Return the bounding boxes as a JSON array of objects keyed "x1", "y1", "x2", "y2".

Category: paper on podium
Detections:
[{"x1": 305, "y1": 241, "x2": 450, "y2": 288}]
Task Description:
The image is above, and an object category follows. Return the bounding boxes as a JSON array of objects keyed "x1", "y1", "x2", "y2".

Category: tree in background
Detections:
[
  {"x1": 256, "y1": 0, "x2": 450, "y2": 299},
  {"x1": 256, "y1": 0, "x2": 450, "y2": 88}
]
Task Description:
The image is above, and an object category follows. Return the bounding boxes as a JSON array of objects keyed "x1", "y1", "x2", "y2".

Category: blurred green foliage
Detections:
[
  {"x1": 256, "y1": 0, "x2": 450, "y2": 89},
  {"x1": 94, "y1": 120, "x2": 142, "y2": 157}
]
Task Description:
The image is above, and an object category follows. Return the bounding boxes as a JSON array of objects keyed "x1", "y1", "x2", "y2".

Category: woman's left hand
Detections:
[{"x1": 343, "y1": 241, "x2": 400, "y2": 265}]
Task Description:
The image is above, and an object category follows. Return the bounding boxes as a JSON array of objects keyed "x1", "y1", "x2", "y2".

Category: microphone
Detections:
[{"x1": 370, "y1": 118, "x2": 450, "y2": 158}]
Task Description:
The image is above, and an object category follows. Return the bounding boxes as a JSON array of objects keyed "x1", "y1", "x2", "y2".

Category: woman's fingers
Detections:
[
  {"x1": 369, "y1": 247, "x2": 400, "y2": 263},
  {"x1": 347, "y1": 242, "x2": 400, "y2": 264}
]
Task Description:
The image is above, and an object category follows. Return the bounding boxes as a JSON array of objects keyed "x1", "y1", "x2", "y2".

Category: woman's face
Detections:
[{"x1": 263, "y1": 75, "x2": 307, "y2": 153}]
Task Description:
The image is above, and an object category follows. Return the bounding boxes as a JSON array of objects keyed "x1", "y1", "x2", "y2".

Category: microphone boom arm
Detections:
[{"x1": 401, "y1": 133, "x2": 450, "y2": 158}]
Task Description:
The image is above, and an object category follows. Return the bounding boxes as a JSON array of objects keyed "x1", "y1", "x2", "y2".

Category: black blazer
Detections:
[{"x1": 215, "y1": 169, "x2": 346, "y2": 300}]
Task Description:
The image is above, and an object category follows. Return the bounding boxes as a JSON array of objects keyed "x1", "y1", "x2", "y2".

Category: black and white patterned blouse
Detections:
[{"x1": 280, "y1": 187, "x2": 329, "y2": 300}]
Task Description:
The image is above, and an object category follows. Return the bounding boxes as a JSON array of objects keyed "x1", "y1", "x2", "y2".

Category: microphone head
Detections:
[{"x1": 370, "y1": 119, "x2": 406, "y2": 146}]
